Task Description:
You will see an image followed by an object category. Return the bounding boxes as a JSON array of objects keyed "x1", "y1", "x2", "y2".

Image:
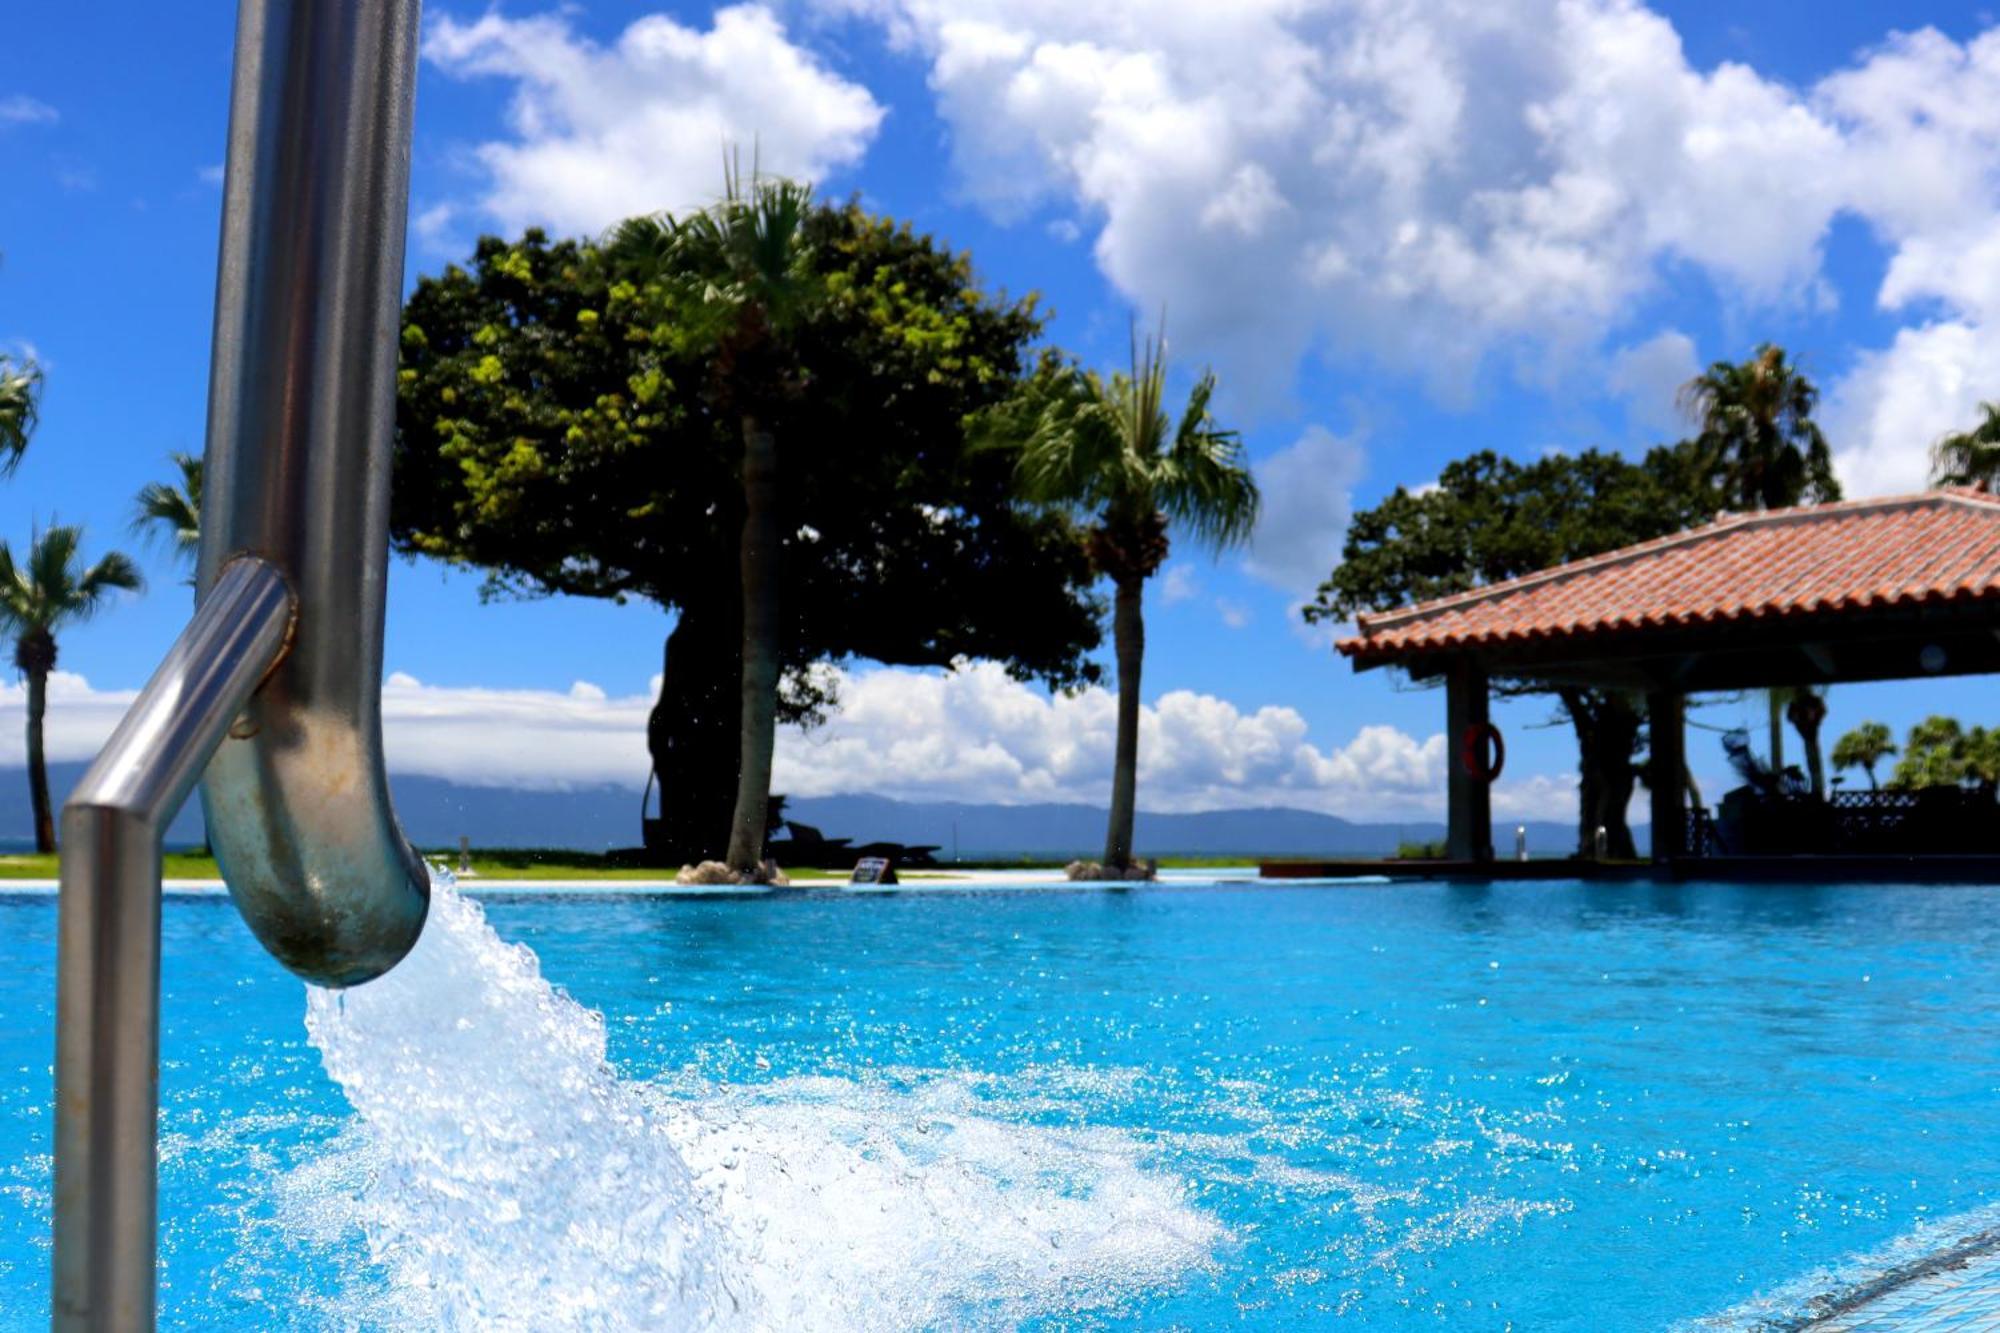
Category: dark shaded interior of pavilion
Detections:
[{"x1": 1396, "y1": 598, "x2": 2000, "y2": 875}]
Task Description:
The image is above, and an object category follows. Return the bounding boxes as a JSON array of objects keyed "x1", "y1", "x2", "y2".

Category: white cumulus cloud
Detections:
[
  {"x1": 1244, "y1": 425, "x2": 1367, "y2": 598},
  {"x1": 817, "y1": 0, "x2": 1851, "y2": 403},
  {"x1": 1606, "y1": 329, "x2": 1699, "y2": 435},
  {"x1": 815, "y1": 2, "x2": 2000, "y2": 488},
  {"x1": 424, "y1": 5, "x2": 885, "y2": 236},
  {"x1": 775, "y1": 661, "x2": 1455, "y2": 816},
  {"x1": 0, "y1": 665, "x2": 1592, "y2": 820}
]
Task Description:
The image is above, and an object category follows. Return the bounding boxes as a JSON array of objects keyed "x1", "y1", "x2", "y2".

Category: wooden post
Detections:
[
  {"x1": 1648, "y1": 691, "x2": 1686, "y2": 863},
  {"x1": 1445, "y1": 658, "x2": 1492, "y2": 862}
]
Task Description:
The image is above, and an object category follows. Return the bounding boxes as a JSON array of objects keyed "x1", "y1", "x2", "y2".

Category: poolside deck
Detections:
[
  {"x1": 1259, "y1": 856, "x2": 2000, "y2": 884},
  {"x1": 1259, "y1": 857, "x2": 1653, "y2": 882},
  {"x1": 1798, "y1": 1232, "x2": 2000, "y2": 1330}
]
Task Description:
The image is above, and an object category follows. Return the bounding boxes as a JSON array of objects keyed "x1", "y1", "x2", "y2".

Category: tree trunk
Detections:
[
  {"x1": 1768, "y1": 692, "x2": 1786, "y2": 775},
  {"x1": 26, "y1": 664, "x2": 52, "y2": 854},
  {"x1": 1562, "y1": 689, "x2": 1598, "y2": 856},
  {"x1": 1103, "y1": 576, "x2": 1145, "y2": 868},
  {"x1": 1602, "y1": 699, "x2": 1642, "y2": 859},
  {"x1": 1801, "y1": 723, "x2": 1826, "y2": 799},
  {"x1": 726, "y1": 416, "x2": 782, "y2": 874},
  {"x1": 1863, "y1": 761, "x2": 1878, "y2": 791},
  {"x1": 1562, "y1": 688, "x2": 1641, "y2": 859},
  {"x1": 647, "y1": 597, "x2": 740, "y2": 863},
  {"x1": 1591, "y1": 718, "x2": 1641, "y2": 860}
]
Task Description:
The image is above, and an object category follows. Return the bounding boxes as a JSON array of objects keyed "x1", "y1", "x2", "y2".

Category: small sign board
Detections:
[{"x1": 850, "y1": 856, "x2": 897, "y2": 886}]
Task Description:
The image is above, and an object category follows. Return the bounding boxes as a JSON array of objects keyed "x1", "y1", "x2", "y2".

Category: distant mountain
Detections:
[
  {"x1": 0, "y1": 763, "x2": 1628, "y2": 858},
  {"x1": 774, "y1": 793, "x2": 1606, "y2": 859}
]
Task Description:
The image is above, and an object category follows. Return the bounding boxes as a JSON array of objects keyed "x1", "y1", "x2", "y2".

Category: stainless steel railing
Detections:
[
  {"x1": 50, "y1": 1, "x2": 430, "y2": 1327},
  {"x1": 51, "y1": 558, "x2": 294, "y2": 1330}
]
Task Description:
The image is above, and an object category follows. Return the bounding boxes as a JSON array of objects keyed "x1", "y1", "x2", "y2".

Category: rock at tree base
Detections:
[
  {"x1": 1064, "y1": 859, "x2": 1158, "y2": 883},
  {"x1": 676, "y1": 860, "x2": 791, "y2": 886}
]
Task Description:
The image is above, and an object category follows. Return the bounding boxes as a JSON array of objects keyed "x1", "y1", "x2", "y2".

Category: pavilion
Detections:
[{"x1": 1335, "y1": 486, "x2": 2000, "y2": 869}]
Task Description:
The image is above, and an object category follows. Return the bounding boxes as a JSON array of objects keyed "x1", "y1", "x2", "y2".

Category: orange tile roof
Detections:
[{"x1": 1338, "y1": 487, "x2": 2000, "y2": 665}]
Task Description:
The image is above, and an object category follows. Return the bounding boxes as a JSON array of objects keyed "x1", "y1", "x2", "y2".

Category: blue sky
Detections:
[{"x1": 4, "y1": 0, "x2": 2000, "y2": 821}]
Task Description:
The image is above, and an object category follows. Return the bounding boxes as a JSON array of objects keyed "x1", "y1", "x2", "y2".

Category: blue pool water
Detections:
[{"x1": 2, "y1": 876, "x2": 1998, "y2": 1329}]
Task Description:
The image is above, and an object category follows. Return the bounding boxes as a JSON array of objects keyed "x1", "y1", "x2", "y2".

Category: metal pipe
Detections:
[
  {"x1": 52, "y1": 558, "x2": 294, "y2": 1332},
  {"x1": 196, "y1": 0, "x2": 429, "y2": 986}
]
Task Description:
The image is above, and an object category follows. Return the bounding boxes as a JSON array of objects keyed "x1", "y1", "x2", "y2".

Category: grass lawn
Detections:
[
  {"x1": 0, "y1": 848, "x2": 955, "y2": 882},
  {"x1": 0, "y1": 852, "x2": 225, "y2": 880},
  {"x1": 0, "y1": 845, "x2": 1269, "y2": 883}
]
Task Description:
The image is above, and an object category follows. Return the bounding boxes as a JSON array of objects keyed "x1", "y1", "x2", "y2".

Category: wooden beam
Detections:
[{"x1": 1647, "y1": 692, "x2": 1686, "y2": 863}]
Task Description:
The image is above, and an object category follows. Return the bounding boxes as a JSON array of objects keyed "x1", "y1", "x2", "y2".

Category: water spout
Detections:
[{"x1": 196, "y1": 0, "x2": 429, "y2": 988}]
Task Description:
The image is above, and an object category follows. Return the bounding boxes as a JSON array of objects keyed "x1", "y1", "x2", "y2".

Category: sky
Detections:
[{"x1": 4, "y1": 0, "x2": 2000, "y2": 827}]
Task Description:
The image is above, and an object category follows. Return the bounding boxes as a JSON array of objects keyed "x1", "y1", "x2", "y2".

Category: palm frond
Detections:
[
  {"x1": 0, "y1": 542, "x2": 23, "y2": 630},
  {"x1": 1931, "y1": 401, "x2": 2000, "y2": 488},
  {"x1": 978, "y1": 322, "x2": 1259, "y2": 567},
  {"x1": 74, "y1": 550, "x2": 144, "y2": 617},
  {"x1": 0, "y1": 357, "x2": 41, "y2": 476},
  {"x1": 27, "y1": 525, "x2": 82, "y2": 610},
  {"x1": 0, "y1": 526, "x2": 143, "y2": 635},
  {"x1": 1156, "y1": 369, "x2": 1260, "y2": 553},
  {"x1": 132, "y1": 451, "x2": 203, "y2": 557}
]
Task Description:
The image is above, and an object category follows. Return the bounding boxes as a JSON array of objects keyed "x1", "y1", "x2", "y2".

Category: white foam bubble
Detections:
[{"x1": 301, "y1": 879, "x2": 1221, "y2": 1330}]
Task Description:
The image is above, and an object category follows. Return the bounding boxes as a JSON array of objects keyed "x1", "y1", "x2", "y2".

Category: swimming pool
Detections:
[{"x1": 2, "y1": 876, "x2": 1996, "y2": 1328}]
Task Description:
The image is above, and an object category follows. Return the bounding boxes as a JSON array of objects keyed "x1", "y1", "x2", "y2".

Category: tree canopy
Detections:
[
  {"x1": 396, "y1": 208, "x2": 1102, "y2": 688},
  {"x1": 133, "y1": 451, "x2": 203, "y2": 573},
  {"x1": 393, "y1": 203, "x2": 1106, "y2": 855},
  {"x1": 980, "y1": 332, "x2": 1260, "y2": 581},
  {"x1": 1678, "y1": 343, "x2": 1840, "y2": 511},
  {"x1": 1306, "y1": 443, "x2": 1722, "y2": 624},
  {"x1": 1931, "y1": 402, "x2": 2000, "y2": 489},
  {"x1": 0, "y1": 356, "x2": 39, "y2": 477},
  {"x1": 1890, "y1": 715, "x2": 2000, "y2": 795},
  {"x1": 1305, "y1": 442, "x2": 1726, "y2": 857},
  {"x1": 1830, "y1": 720, "x2": 1895, "y2": 790}
]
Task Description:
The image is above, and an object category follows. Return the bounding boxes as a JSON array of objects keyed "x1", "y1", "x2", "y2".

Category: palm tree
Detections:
[
  {"x1": 609, "y1": 163, "x2": 821, "y2": 878},
  {"x1": 982, "y1": 328, "x2": 1260, "y2": 872},
  {"x1": 133, "y1": 450, "x2": 203, "y2": 581},
  {"x1": 1891, "y1": 716, "x2": 1966, "y2": 790},
  {"x1": 1784, "y1": 687, "x2": 1829, "y2": 799},
  {"x1": 1831, "y1": 721, "x2": 1895, "y2": 790},
  {"x1": 0, "y1": 526, "x2": 143, "y2": 851},
  {"x1": 1930, "y1": 402, "x2": 2000, "y2": 489},
  {"x1": 0, "y1": 356, "x2": 41, "y2": 476},
  {"x1": 1963, "y1": 726, "x2": 2000, "y2": 799},
  {"x1": 1685, "y1": 346, "x2": 1840, "y2": 793},
  {"x1": 1679, "y1": 344, "x2": 1840, "y2": 512}
]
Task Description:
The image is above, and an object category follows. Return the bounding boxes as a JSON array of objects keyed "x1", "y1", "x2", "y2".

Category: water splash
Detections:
[{"x1": 301, "y1": 880, "x2": 1221, "y2": 1329}]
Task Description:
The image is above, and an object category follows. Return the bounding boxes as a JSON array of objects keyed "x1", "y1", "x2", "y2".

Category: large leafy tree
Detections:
[
  {"x1": 394, "y1": 205, "x2": 1104, "y2": 860},
  {"x1": 1679, "y1": 343, "x2": 1840, "y2": 511},
  {"x1": 1931, "y1": 402, "x2": 2000, "y2": 488},
  {"x1": 0, "y1": 356, "x2": 40, "y2": 476},
  {"x1": 978, "y1": 329, "x2": 1259, "y2": 871},
  {"x1": 1306, "y1": 445, "x2": 1724, "y2": 857},
  {"x1": 0, "y1": 526, "x2": 142, "y2": 851}
]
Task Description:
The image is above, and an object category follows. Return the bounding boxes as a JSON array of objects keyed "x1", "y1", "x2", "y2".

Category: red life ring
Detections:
[{"x1": 1460, "y1": 722, "x2": 1505, "y2": 784}]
